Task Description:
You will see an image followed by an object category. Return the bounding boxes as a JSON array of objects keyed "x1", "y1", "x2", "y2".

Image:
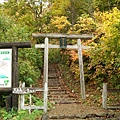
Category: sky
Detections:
[
  {"x1": 0, "y1": 0, "x2": 5, "y2": 4},
  {"x1": 0, "y1": 0, "x2": 3, "y2": 3}
]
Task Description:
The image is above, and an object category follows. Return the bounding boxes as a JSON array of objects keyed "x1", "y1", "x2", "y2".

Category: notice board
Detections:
[{"x1": 0, "y1": 49, "x2": 12, "y2": 88}]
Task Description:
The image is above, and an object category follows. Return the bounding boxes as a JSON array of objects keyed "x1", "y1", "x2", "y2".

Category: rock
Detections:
[
  {"x1": 96, "y1": 112, "x2": 107, "y2": 117},
  {"x1": 105, "y1": 118, "x2": 118, "y2": 120},
  {"x1": 59, "y1": 115, "x2": 65, "y2": 119},
  {"x1": 49, "y1": 115, "x2": 59, "y2": 119},
  {"x1": 86, "y1": 114, "x2": 98, "y2": 118},
  {"x1": 89, "y1": 118, "x2": 104, "y2": 120},
  {"x1": 75, "y1": 114, "x2": 86, "y2": 119},
  {"x1": 65, "y1": 115, "x2": 75, "y2": 119}
]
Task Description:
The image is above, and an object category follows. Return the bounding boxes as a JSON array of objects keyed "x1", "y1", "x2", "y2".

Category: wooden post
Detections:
[
  {"x1": 18, "y1": 81, "x2": 22, "y2": 110},
  {"x1": 12, "y1": 46, "x2": 18, "y2": 108},
  {"x1": 44, "y1": 82, "x2": 48, "y2": 113},
  {"x1": 102, "y1": 83, "x2": 107, "y2": 109},
  {"x1": 44, "y1": 37, "x2": 49, "y2": 84},
  {"x1": 78, "y1": 39, "x2": 86, "y2": 99},
  {"x1": 29, "y1": 94, "x2": 32, "y2": 114},
  {"x1": 43, "y1": 37, "x2": 48, "y2": 113},
  {"x1": 29, "y1": 84, "x2": 32, "y2": 114},
  {"x1": 6, "y1": 96, "x2": 12, "y2": 111},
  {"x1": 20, "y1": 82, "x2": 25, "y2": 110}
]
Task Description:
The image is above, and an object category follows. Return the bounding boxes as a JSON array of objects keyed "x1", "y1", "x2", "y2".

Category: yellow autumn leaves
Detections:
[{"x1": 50, "y1": 16, "x2": 71, "y2": 32}]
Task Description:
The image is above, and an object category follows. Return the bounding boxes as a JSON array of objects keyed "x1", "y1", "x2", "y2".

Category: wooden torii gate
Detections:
[{"x1": 32, "y1": 33, "x2": 93, "y2": 113}]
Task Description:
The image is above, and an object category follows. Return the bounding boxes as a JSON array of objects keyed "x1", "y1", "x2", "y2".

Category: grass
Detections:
[{"x1": 0, "y1": 95, "x2": 53, "y2": 120}]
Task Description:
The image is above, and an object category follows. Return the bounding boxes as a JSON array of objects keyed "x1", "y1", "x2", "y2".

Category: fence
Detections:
[
  {"x1": 12, "y1": 82, "x2": 47, "y2": 114},
  {"x1": 102, "y1": 83, "x2": 120, "y2": 109}
]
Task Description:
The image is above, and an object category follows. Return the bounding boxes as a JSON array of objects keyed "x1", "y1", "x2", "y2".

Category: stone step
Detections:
[
  {"x1": 48, "y1": 89, "x2": 65, "y2": 92},
  {"x1": 48, "y1": 76, "x2": 57, "y2": 79},
  {"x1": 48, "y1": 83, "x2": 60, "y2": 85},
  {"x1": 49, "y1": 86, "x2": 62, "y2": 89},
  {"x1": 48, "y1": 87, "x2": 65, "y2": 90},
  {"x1": 48, "y1": 97, "x2": 78, "y2": 102},
  {"x1": 47, "y1": 64, "x2": 79, "y2": 105},
  {"x1": 48, "y1": 80, "x2": 59, "y2": 82},
  {"x1": 48, "y1": 81, "x2": 59, "y2": 84},
  {"x1": 48, "y1": 84, "x2": 61, "y2": 87},
  {"x1": 48, "y1": 78, "x2": 58, "y2": 80},
  {"x1": 48, "y1": 86, "x2": 64, "y2": 89},
  {"x1": 48, "y1": 94, "x2": 69, "y2": 98},
  {"x1": 49, "y1": 100, "x2": 80, "y2": 104},
  {"x1": 48, "y1": 81, "x2": 60, "y2": 83},
  {"x1": 48, "y1": 72, "x2": 56, "y2": 75},
  {"x1": 48, "y1": 91, "x2": 66, "y2": 95},
  {"x1": 48, "y1": 82, "x2": 59, "y2": 84}
]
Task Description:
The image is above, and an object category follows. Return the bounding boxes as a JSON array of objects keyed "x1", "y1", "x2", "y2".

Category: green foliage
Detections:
[
  {"x1": 18, "y1": 48, "x2": 43, "y2": 86},
  {"x1": 1, "y1": 107, "x2": 18, "y2": 120},
  {"x1": 94, "y1": 0, "x2": 120, "y2": 11},
  {"x1": 0, "y1": 96, "x2": 46, "y2": 120},
  {"x1": 0, "y1": 95, "x2": 53, "y2": 120},
  {"x1": 0, "y1": 10, "x2": 43, "y2": 87},
  {"x1": 1, "y1": 108, "x2": 43, "y2": 120},
  {"x1": 68, "y1": 14, "x2": 96, "y2": 34},
  {"x1": 24, "y1": 95, "x2": 44, "y2": 106},
  {"x1": 49, "y1": 16, "x2": 71, "y2": 33},
  {"x1": 49, "y1": 49, "x2": 62, "y2": 63},
  {"x1": 50, "y1": 0, "x2": 70, "y2": 16},
  {"x1": 15, "y1": 109, "x2": 43, "y2": 120},
  {"x1": 88, "y1": 8, "x2": 120, "y2": 87},
  {"x1": 0, "y1": 11, "x2": 31, "y2": 42}
]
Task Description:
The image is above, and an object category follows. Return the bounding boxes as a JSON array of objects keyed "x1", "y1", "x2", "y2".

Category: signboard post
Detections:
[
  {"x1": 0, "y1": 49, "x2": 12, "y2": 88},
  {"x1": 0, "y1": 42, "x2": 31, "y2": 109}
]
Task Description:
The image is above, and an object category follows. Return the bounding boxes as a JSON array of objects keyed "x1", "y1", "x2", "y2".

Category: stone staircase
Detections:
[{"x1": 48, "y1": 64, "x2": 79, "y2": 104}]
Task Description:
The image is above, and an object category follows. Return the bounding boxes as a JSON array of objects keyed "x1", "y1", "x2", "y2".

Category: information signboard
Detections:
[{"x1": 0, "y1": 49, "x2": 12, "y2": 88}]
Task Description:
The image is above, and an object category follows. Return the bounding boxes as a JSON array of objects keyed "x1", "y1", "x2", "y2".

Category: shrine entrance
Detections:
[{"x1": 32, "y1": 33, "x2": 93, "y2": 113}]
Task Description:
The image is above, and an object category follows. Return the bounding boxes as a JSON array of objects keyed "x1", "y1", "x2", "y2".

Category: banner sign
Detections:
[{"x1": 0, "y1": 49, "x2": 12, "y2": 88}]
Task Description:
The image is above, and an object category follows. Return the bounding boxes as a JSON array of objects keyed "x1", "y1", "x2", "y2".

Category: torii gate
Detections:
[{"x1": 32, "y1": 33, "x2": 93, "y2": 113}]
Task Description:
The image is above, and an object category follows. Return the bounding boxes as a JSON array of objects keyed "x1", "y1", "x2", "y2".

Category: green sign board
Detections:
[
  {"x1": 0, "y1": 49, "x2": 12, "y2": 88},
  {"x1": 60, "y1": 37, "x2": 67, "y2": 48}
]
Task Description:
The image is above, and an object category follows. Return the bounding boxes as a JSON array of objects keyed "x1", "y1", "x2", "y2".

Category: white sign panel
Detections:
[{"x1": 0, "y1": 49, "x2": 12, "y2": 88}]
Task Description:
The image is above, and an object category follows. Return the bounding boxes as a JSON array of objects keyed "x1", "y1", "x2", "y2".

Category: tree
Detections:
[
  {"x1": 48, "y1": 16, "x2": 71, "y2": 33},
  {"x1": 88, "y1": 7, "x2": 120, "y2": 87},
  {"x1": 0, "y1": 10, "x2": 42, "y2": 86},
  {"x1": 94, "y1": 0, "x2": 120, "y2": 11}
]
